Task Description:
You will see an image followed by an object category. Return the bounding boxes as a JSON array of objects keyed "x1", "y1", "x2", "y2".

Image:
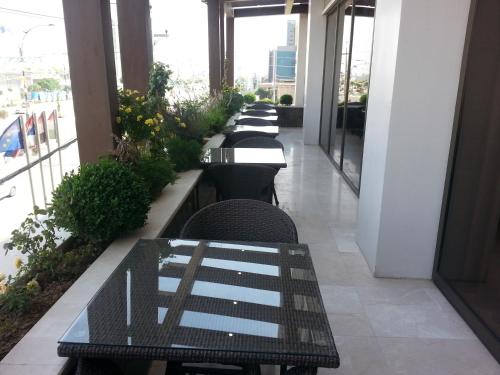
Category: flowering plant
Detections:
[{"x1": 116, "y1": 89, "x2": 166, "y2": 143}]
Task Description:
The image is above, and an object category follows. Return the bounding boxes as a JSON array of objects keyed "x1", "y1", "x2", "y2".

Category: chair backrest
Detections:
[
  {"x1": 241, "y1": 110, "x2": 272, "y2": 117},
  {"x1": 233, "y1": 136, "x2": 284, "y2": 150},
  {"x1": 205, "y1": 164, "x2": 277, "y2": 204},
  {"x1": 225, "y1": 131, "x2": 276, "y2": 147},
  {"x1": 235, "y1": 117, "x2": 273, "y2": 126},
  {"x1": 249, "y1": 103, "x2": 275, "y2": 110},
  {"x1": 180, "y1": 199, "x2": 298, "y2": 243}
]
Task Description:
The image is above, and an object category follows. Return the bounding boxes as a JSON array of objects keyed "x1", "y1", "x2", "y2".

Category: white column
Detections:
[
  {"x1": 356, "y1": 0, "x2": 471, "y2": 278},
  {"x1": 302, "y1": 0, "x2": 326, "y2": 144},
  {"x1": 294, "y1": 12, "x2": 308, "y2": 107}
]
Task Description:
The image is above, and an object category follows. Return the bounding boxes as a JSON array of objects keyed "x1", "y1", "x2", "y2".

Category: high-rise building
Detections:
[
  {"x1": 268, "y1": 21, "x2": 298, "y2": 83},
  {"x1": 287, "y1": 20, "x2": 296, "y2": 47}
]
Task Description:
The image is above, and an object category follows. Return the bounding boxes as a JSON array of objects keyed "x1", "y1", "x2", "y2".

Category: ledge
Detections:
[{"x1": 0, "y1": 133, "x2": 225, "y2": 375}]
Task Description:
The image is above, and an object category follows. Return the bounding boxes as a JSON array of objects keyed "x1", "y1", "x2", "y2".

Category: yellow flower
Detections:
[
  {"x1": 136, "y1": 115, "x2": 143, "y2": 121},
  {"x1": 0, "y1": 272, "x2": 5, "y2": 283},
  {"x1": 156, "y1": 113, "x2": 163, "y2": 120},
  {"x1": 26, "y1": 279, "x2": 40, "y2": 292},
  {"x1": 140, "y1": 96, "x2": 145, "y2": 101},
  {"x1": 154, "y1": 126, "x2": 161, "y2": 133},
  {"x1": 125, "y1": 107, "x2": 132, "y2": 113},
  {"x1": 14, "y1": 257, "x2": 23, "y2": 269},
  {"x1": 132, "y1": 90, "x2": 139, "y2": 94},
  {"x1": 180, "y1": 122, "x2": 187, "y2": 129},
  {"x1": 116, "y1": 116, "x2": 121, "y2": 124},
  {"x1": 174, "y1": 116, "x2": 181, "y2": 123},
  {"x1": 144, "y1": 118, "x2": 154, "y2": 126}
]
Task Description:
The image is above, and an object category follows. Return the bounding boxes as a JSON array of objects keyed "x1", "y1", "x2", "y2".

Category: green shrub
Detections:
[
  {"x1": 222, "y1": 87, "x2": 244, "y2": 116},
  {"x1": 255, "y1": 87, "x2": 272, "y2": 99},
  {"x1": 166, "y1": 137, "x2": 203, "y2": 172},
  {"x1": 359, "y1": 94, "x2": 368, "y2": 105},
  {"x1": 203, "y1": 104, "x2": 228, "y2": 135},
  {"x1": 243, "y1": 93, "x2": 256, "y2": 104},
  {"x1": 279, "y1": 94, "x2": 293, "y2": 106},
  {"x1": 52, "y1": 159, "x2": 150, "y2": 243},
  {"x1": 134, "y1": 156, "x2": 177, "y2": 199},
  {"x1": 259, "y1": 98, "x2": 275, "y2": 104}
]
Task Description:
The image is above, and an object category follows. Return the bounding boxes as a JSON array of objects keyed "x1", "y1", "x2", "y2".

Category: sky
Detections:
[{"x1": 0, "y1": 0, "x2": 299, "y2": 85}]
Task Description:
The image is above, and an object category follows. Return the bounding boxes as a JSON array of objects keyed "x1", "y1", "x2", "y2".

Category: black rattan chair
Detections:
[
  {"x1": 180, "y1": 199, "x2": 298, "y2": 243},
  {"x1": 232, "y1": 137, "x2": 284, "y2": 205},
  {"x1": 225, "y1": 131, "x2": 276, "y2": 147},
  {"x1": 241, "y1": 110, "x2": 272, "y2": 117},
  {"x1": 205, "y1": 164, "x2": 277, "y2": 204},
  {"x1": 235, "y1": 117, "x2": 273, "y2": 126},
  {"x1": 233, "y1": 137, "x2": 284, "y2": 150}
]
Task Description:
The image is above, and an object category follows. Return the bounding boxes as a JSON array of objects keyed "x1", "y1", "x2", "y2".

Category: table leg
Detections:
[{"x1": 76, "y1": 358, "x2": 122, "y2": 375}]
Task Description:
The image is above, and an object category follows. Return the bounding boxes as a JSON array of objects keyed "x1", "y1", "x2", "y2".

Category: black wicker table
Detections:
[
  {"x1": 223, "y1": 125, "x2": 279, "y2": 136},
  {"x1": 201, "y1": 148, "x2": 287, "y2": 168},
  {"x1": 58, "y1": 239, "x2": 339, "y2": 374}
]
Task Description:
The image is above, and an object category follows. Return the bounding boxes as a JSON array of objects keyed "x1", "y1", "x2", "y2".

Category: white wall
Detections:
[
  {"x1": 357, "y1": 0, "x2": 471, "y2": 278},
  {"x1": 302, "y1": 0, "x2": 326, "y2": 144},
  {"x1": 294, "y1": 13, "x2": 308, "y2": 106}
]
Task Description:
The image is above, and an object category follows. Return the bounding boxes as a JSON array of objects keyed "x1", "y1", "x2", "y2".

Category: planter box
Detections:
[
  {"x1": 275, "y1": 106, "x2": 303, "y2": 128},
  {"x1": 0, "y1": 133, "x2": 226, "y2": 375}
]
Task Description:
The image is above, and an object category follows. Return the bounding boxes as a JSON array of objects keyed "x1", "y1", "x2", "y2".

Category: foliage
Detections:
[
  {"x1": 133, "y1": 156, "x2": 177, "y2": 199},
  {"x1": 279, "y1": 94, "x2": 293, "y2": 106},
  {"x1": 359, "y1": 93, "x2": 368, "y2": 105},
  {"x1": 258, "y1": 98, "x2": 275, "y2": 104},
  {"x1": 243, "y1": 93, "x2": 256, "y2": 104},
  {"x1": 166, "y1": 137, "x2": 202, "y2": 172},
  {"x1": 30, "y1": 78, "x2": 60, "y2": 92},
  {"x1": 255, "y1": 87, "x2": 272, "y2": 99},
  {"x1": 222, "y1": 86, "x2": 244, "y2": 116},
  {"x1": 170, "y1": 98, "x2": 209, "y2": 140},
  {"x1": 52, "y1": 159, "x2": 150, "y2": 244},
  {"x1": 148, "y1": 62, "x2": 173, "y2": 113}
]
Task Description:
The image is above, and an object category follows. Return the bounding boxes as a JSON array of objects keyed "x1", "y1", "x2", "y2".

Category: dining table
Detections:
[{"x1": 201, "y1": 147, "x2": 287, "y2": 168}]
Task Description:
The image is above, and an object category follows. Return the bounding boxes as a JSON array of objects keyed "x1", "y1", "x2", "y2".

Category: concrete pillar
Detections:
[
  {"x1": 294, "y1": 12, "x2": 308, "y2": 106},
  {"x1": 219, "y1": 0, "x2": 226, "y2": 84},
  {"x1": 116, "y1": 0, "x2": 153, "y2": 94},
  {"x1": 226, "y1": 16, "x2": 235, "y2": 87},
  {"x1": 207, "y1": 0, "x2": 221, "y2": 93},
  {"x1": 302, "y1": 0, "x2": 326, "y2": 144},
  {"x1": 62, "y1": 0, "x2": 118, "y2": 164},
  {"x1": 356, "y1": 0, "x2": 471, "y2": 278}
]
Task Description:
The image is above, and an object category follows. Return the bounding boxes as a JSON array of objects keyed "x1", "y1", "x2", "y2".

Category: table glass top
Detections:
[
  {"x1": 242, "y1": 108, "x2": 277, "y2": 115},
  {"x1": 59, "y1": 239, "x2": 336, "y2": 358},
  {"x1": 238, "y1": 114, "x2": 278, "y2": 121},
  {"x1": 201, "y1": 148, "x2": 287, "y2": 167},
  {"x1": 223, "y1": 125, "x2": 279, "y2": 134}
]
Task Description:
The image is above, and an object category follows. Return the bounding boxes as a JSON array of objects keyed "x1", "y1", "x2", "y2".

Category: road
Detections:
[{"x1": 0, "y1": 99, "x2": 79, "y2": 278}]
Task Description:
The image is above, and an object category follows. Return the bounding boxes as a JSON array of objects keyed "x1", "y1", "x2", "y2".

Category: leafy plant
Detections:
[
  {"x1": 222, "y1": 86, "x2": 244, "y2": 116},
  {"x1": 166, "y1": 137, "x2": 202, "y2": 172},
  {"x1": 279, "y1": 94, "x2": 293, "y2": 106},
  {"x1": 255, "y1": 87, "x2": 272, "y2": 99},
  {"x1": 258, "y1": 98, "x2": 275, "y2": 104},
  {"x1": 243, "y1": 93, "x2": 256, "y2": 104},
  {"x1": 359, "y1": 93, "x2": 368, "y2": 105},
  {"x1": 52, "y1": 159, "x2": 150, "y2": 243},
  {"x1": 133, "y1": 156, "x2": 177, "y2": 199}
]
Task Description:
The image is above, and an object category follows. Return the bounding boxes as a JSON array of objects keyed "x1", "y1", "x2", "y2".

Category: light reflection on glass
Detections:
[
  {"x1": 159, "y1": 277, "x2": 181, "y2": 293},
  {"x1": 290, "y1": 268, "x2": 316, "y2": 281},
  {"x1": 180, "y1": 311, "x2": 280, "y2": 338},
  {"x1": 207, "y1": 241, "x2": 279, "y2": 254},
  {"x1": 169, "y1": 239, "x2": 199, "y2": 247},
  {"x1": 159, "y1": 254, "x2": 191, "y2": 270},
  {"x1": 201, "y1": 258, "x2": 280, "y2": 276},
  {"x1": 158, "y1": 307, "x2": 168, "y2": 324},
  {"x1": 191, "y1": 281, "x2": 281, "y2": 307},
  {"x1": 293, "y1": 294, "x2": 322, "y2": 313}
]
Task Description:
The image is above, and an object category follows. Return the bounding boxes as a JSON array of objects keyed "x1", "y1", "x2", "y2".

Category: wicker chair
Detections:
[
  {"x1": 233, "y1": 137, "x2": 284, "y2": 150},
  {"x1": 235, "y1": 117, "x2": 273, "y2": 126},
  {"x1": 205, "y1": 164, "x2": 277, "y2": 204},
  {"x1": 232, "y1": 137, "x2": 284, "y2": 206},
  {"x1": 225, "y1": 131, "x2": 276, "y2": 147},
  {"x1": 180, "y1": 199, "x2": 298, "y2": 243},
  {"x1": 241, "y1": 110, "x2": 272, "y2": 117},
  {"x1": 248, "y1": 103, "x2": 275, "y2": 110}
]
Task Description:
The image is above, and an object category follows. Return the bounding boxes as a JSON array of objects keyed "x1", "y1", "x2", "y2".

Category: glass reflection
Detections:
[
  {"x1": 294, "y1": 294, "x2": 322, "y2": 313},
  {"x1": 330, "y1": 0, "x2": 353, "y2": 165},
  {"x1": 159, "y1": 277, "x2": 181, "y2": 293},
  {"x1": 207, "y1": 241, "x2": 279, "y2": 254},
  {"x1": 191, "y1": 281, "x2": 281, "y2": 307},
  {"x1": 158, "y1": 307, "x2": 168, "y2": 324},
  {"x1": 201, "y1": 147, "x2": 285, "y2": 166},
  {"x1": 342, "y1": 2, "x2": 375, "y2": 188},
  {"x1": 290, "y1": 268, "x2": 316, "y2": 281},
  {"x1": 201, "y1": 258, "x2": 280, "y2": 276},
  {"x1": 180, "y1": 311, "x2": 280, "y2": 338}
]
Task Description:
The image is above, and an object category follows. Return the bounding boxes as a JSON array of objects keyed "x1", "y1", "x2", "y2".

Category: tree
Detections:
[
  {"x1": 34, "y1": 78, "x2": 60, "y2": 91},
  {"x1": 255, "y1": 87, "x2": 272, "y2": 99}
]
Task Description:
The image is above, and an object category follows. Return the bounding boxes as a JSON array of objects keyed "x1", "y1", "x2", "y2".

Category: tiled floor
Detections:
[{"x1": 150, "y1": 128, "x2": 499, "y2": 374}]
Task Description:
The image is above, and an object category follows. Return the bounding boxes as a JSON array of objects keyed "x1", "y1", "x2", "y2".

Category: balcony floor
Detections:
[{"x1": 151, "y1": 128, "x2": 499, "y2": 374}]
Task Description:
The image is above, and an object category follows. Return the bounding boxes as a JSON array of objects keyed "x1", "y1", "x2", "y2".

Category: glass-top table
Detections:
[
  {"x1": 58, "y1": 239, "x2": 339, "y2": 373},
  {"x1": 242, "y1": 108, "x2": 277, "y2": 115},
  {"x1": 201, "y1": 148, "x2": 287, "y2": 168},
  {"x1": 239, "y1": 114, "x2": 278, "y2": 122},
  {"x1": 223, "y1": 125, "x2": 279, "y2": 135}
]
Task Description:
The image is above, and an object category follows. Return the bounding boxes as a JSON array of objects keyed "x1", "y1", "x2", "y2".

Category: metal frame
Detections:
[{"x1": 431, "y1": 0, "x2": 500, "y2": 363}]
